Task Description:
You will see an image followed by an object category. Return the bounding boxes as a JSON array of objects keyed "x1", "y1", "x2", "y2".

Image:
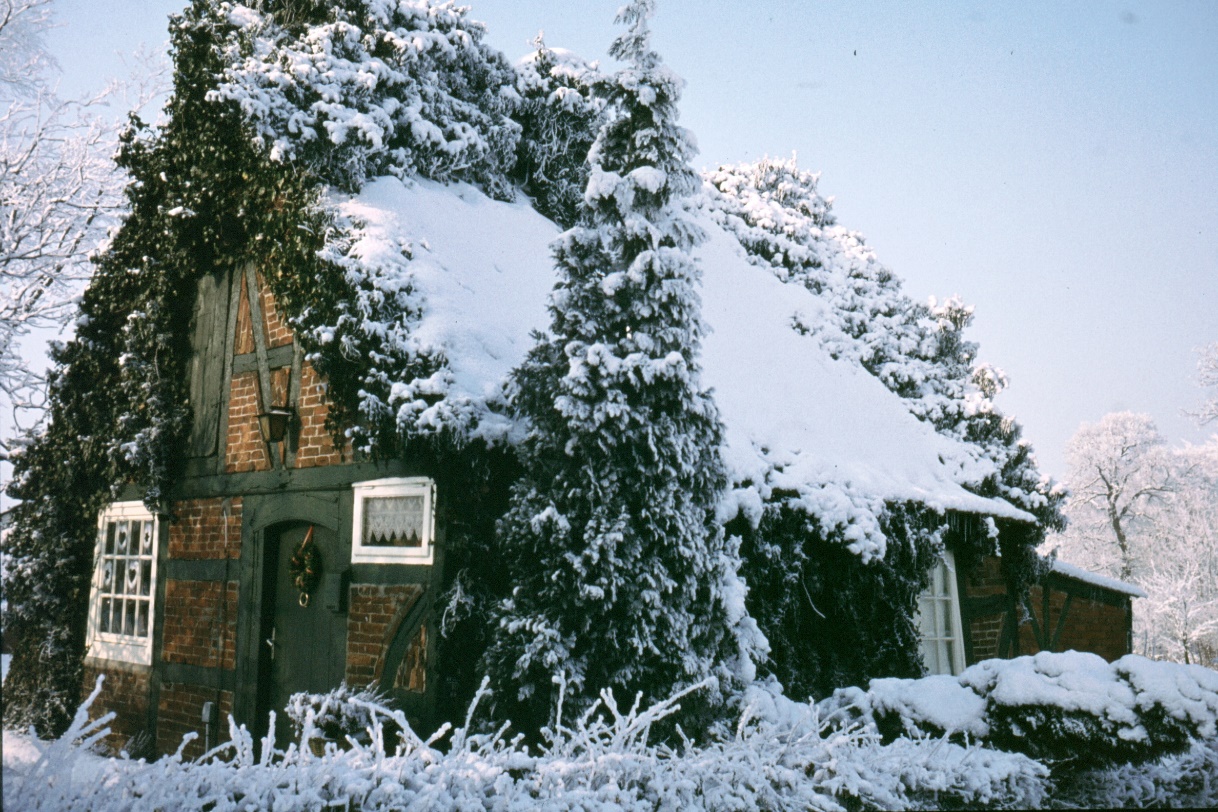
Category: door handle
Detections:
[{"x1": 265, "y1": 626, "x2": 276, "y2": 661}]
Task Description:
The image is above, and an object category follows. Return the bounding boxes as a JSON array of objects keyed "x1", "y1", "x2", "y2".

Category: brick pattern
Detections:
[
  {"x1": 969, "y1": 614, "x2": 1004, "y2": 662},
  {"x1": 160, "y1": 579, "x2": 239, "y2": 670},
  {"x1": 258, "y1": 271, "x2": 295, "y2": 348},
  {"x1": 345, "y1": 584, "x2": 424, "y2": 688},
  {"x1": 962, "y1": 555, "x2": 1131, "y2": 663},
  {"x1": 157, "y1": 683, "x2": 233, "y2": 760},
  {"x1": 168, "y1": 498, "x2": 243, "y2": 560},
  {"x1": 81, "y1": 664, "x2": 151, "y2": 754},
  {"x1": 963, "y1": 556, "x2": 1007, "y2": 663},
  {"x1": 1019, "y1": 585, "x2": 1131, "y2": 662},
  {"x1": 295, "y1": 360, "x2": 346, "y2": 468},
  {"x1": 224, "y1": 371, "x2": 272, "y2": 473}
]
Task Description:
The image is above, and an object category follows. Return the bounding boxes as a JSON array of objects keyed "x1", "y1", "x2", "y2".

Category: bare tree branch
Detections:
[{"x1": 0, "y1": 0, "x2": 166, "y2": 457}]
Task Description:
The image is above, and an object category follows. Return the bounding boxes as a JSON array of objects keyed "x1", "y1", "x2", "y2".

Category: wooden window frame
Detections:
[
  {"x1": 916, "y1": 550, "x2": 967, "y2": 675},
  {"x1": 85, "y1": 501, "x2": 158, "y2": 666},
  {"x1": 351, "y1": 477, "x2": 436, "y2": 565}
]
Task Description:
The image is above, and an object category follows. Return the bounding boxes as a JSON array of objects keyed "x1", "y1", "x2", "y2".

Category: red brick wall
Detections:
[
  {"x1": 81, "y1": 663, "x2": 151, "y2": 754},
  {"x1": 1020, "y1": 584, "x2": 1131, "y2": 662},
  {"x1": 157, "y1": 683, "x2": 233, "y2": 759},
  {"x1": 258, "y1": 272, "x2": 294, "y2": 348},
  {"x1": 961, "y1": 556, "x2": 1132, "y2": 663},
  {"x1": 963, "y1": 556, "x2": 1007, "y2": 663},
  {"x1": 169, "y1": 498, "x2": 243, "y2": 560},
  {"x1": 969, "y1": 614, "x2": 1004, "y2": 662},
  {"x1": 345, "y1": 584, "x2": 424, "y2": 687},
  {"x1": 160, "y1": 579, "x2": 239, "y2": 670},
  {"x1": 295, "y1": 361, "x2": 345, "y2": 468},
  {"x1": 225, "y1": 371, "x2": 271, "y2": 473}
]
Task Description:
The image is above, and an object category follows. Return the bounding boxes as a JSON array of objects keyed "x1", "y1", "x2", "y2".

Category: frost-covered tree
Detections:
[
  {"x1": 213, "y1": 0, "x2": 520, "y2": 196},
  {"x1": 511, "y1": 35, "x2": 604, "y2": 229},
  {"x1": 483, "y1": 0, "x2": 735, "y2": 729},
  {"x1": 0, "y1": 0, "x2": 127, "y2": 457},
  {"x1": 1054, "y1": 412, "x2": 1173, "y2": 582},
  {"x1": 1049, "y1": 415, "x2": 1218, "y2": 665},
  {"x1": 1193, "y1": 341, "x2": 1218, "y2": 426}
]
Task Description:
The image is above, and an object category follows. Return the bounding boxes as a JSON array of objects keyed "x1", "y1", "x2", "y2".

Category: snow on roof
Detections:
[
  {"x1": 336, "y1": 175, "x2": 1033, "y2": 559},
  {"x1": 692, "y1": 213, "x2": 1033, "y2": 558},
  {"x1": 1049, "y1": 559, "x2": 1147, "y2": 598},
  {"x1": 333, "y1": 177, "x2": 558, "y2": 442}
]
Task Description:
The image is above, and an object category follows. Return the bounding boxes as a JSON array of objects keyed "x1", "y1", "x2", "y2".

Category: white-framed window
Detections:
[
  {"x1": 85, "y1": 502, "x2": 158, "y2": 665},
  {"x1": 916, "y1": 550, "x2": 967, "y2": 675},
  {"x1": 351, "y1": 477, "x2": 435, "y2": 565}
]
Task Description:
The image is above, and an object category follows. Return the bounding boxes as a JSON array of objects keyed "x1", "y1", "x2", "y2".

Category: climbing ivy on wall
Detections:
[
  {"x1": 0, "y1": 0, "x2": 553, "y2": 733},
  {"x1": 1, "y1": 0, "x2": 331, "y2": 734}
]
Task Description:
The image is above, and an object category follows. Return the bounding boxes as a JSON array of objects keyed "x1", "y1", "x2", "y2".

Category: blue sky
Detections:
[{"x1": 42, "y1": 0, "x2": 1218, "y2": 479}]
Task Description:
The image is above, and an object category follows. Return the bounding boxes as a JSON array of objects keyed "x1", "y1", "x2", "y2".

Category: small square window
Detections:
[
  {"x1": 86, "y1": 502, "x2": 158, "y2": 665},
  {"x1": 916, "y1": 551, "x2": 967, "y2": 676},
  {"x1": 351, "y1": 478, "x2": 435, "y2": 564}
]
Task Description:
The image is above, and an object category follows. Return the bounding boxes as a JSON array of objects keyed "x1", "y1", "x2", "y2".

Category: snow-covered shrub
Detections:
[
  {"x1": 284, "y1": 683, "x2": 389, "y2": 745},
  {"x1": 819, "y1": 651, "x2": 1218, "y2": 771},
  {"x1": 213, "y1": 0, "x2": 520, "y2": 195},
  {"x1": 1052, "y1": 736, "x2": 1218, "y2": 809},
  {"x1": 4, "y1": 675, "x2": 1053, "y2": 812},
  {"x1": 511, "y1": 38, "x2": 605, "y2": 228}
]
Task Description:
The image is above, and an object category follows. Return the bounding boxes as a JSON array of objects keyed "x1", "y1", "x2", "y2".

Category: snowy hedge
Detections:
[
  {"x1": 10, "y1": 661, "x2": 1218, "y2": 810},
  {"x1": 3, "y1": 676, "x2": 1050, "y2": 812},
  {"x1": 818, "y1": 651, "x2": 1218, "y2": 770}
]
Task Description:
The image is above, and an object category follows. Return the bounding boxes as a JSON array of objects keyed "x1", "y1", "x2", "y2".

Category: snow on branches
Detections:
[
  {"x1": 704, "y1": 155, "x2": 1063, "y2": 528},
  {"x1": 482, "y1": 0, "x2": 745, "y2": 727},
  {"x1": 511, "y1": 37, "x2": 604, "y2": 229},
  {"x1": 0, "y1": 0, "x2": 130, "y2": 454},
  {"x1": 212, "y1": 0, "x2": 520, "y2": 195}
]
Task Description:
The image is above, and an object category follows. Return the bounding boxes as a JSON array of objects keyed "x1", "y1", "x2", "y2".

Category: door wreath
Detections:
[{"x1": 289, "y1": 525, "x2": 322, "y2": 607}]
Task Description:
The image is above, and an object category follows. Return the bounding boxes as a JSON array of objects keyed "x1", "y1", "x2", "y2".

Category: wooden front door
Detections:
[{"x1": 257, "y1": 522, "x2": 346, "y2": 748}]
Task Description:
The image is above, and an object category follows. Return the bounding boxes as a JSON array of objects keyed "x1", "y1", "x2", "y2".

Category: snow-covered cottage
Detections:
[
  {"x1": 2, "y1": 0, "x2": 1138, "y2": 758},
  {"x1": 68, "y1": 174, "x2": 1135, "y2": 756}
]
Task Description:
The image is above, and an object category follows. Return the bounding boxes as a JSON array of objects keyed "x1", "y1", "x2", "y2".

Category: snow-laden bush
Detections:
[
  {"x1": 819, "y1": 651, "x2": 1218, "y2": 771},
  {"x1": 284, "y1": 683, "x2": 390, "y2": 745},
  {"x1": 3, "y1": 674, "x2": 1051, "y2": 811},
  {"x1": 1052, "y1": 736, "x2": 1218, "y2": 809},
  {"x1": 212, "y1": 0, "x2": 520, "y2": 195}
]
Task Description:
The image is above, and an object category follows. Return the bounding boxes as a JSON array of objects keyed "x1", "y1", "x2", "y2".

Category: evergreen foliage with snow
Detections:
[
  {"x1": 481, "y1": 0, "x2": 740, "y2": 729},
  {"x1": 703, "y1": 156, "x2": 1063, "y2": 696},
  {"x1": 2, "y1": 0, "x2": 325, "y2": 734},
  {"x1": 213, "y1": 0, "x2": 520, "y2": 196},
  {"x1": 510, "y1": 38, "x2": 605, "y2": 229},
  {"x1": 729, "y1": 503, "x2": 947, "y2": 701},
  {"x1": 705, "y1": 155, "x2": 1062, "y2": 532},
  {"x1": 818, "y1": 651, "x2": 1218, "y2": 773}
]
